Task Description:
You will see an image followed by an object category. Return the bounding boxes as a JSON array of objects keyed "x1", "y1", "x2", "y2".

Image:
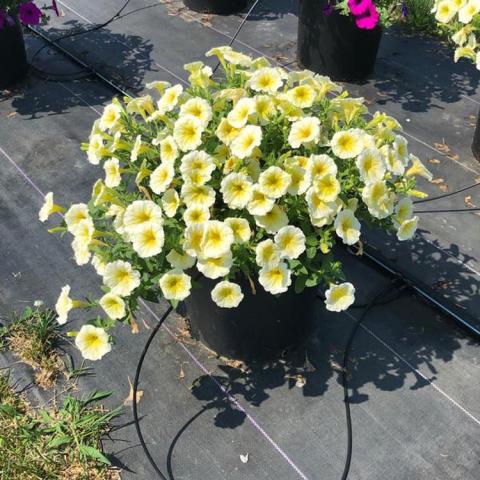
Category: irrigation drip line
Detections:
[
  {"x1": 415, "y1": 207, "x2": 480, "y2": 214},
  {"x1": 27, "y1": 0, "x2": 132, "y2": 82},
  {"x1": 132, "y1": 280, "x2": 406, "y2": 480},
  {"x1": 26, "y1": 24, "x2": 132, "y2": 97},
  {"x1": 413, "y1": 181, "x2": 480, "y2": 204},
  {"x1": 132, "y1": 305, "x2": 173, "y2": 480},
  {"x1": 339, "y1": 279, "x2": 405, "y2": 480},
  {"x1": 19, "y1": 1, "x2": 480, "y2": 477},
  {"x1": 212, "y1": 0, "x2": 261, "y2": 74}
]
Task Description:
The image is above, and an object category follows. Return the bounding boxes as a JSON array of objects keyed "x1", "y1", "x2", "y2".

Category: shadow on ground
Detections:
[
  {"x1": 163, "y1": 248, "x2": 476, "y2": 479},
  {"x1": 6, "y1": 21, "x2": 154, "y2": 117},
  {"x1": 365, "y1": 227, "x2": 480, "y2": 317},
  {"x1": 370, "y1": 29, "x2": 480, "y2": 112}
]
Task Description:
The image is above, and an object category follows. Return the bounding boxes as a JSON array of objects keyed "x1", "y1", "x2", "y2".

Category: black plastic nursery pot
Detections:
[
  {"x1": 184, "y1": 274, "x2": 318, "y2": 361},
  {"x1": 0, "y1": 18, "x2": 28, "y2": 89},
  {"x1": 471, "y1": 109, "x2": 480, "y2": 162},
  {"x1": 183, "y1": 0, "x2": 247, "y2": 14},
  {"x1": 297, "y1": 0, "x2": 382, "y2": 82}
]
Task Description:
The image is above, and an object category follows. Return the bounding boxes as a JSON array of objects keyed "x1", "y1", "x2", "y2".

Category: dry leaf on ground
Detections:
[
  {"x1": 464, "y1": 195, "x2": 476, "y2": 207},
  {"x1": 124, "y1": 376, "x2": 144, "y2": 406},
  {"x1": 434, "y1": 141, "x2": 450, "y2": 154}
]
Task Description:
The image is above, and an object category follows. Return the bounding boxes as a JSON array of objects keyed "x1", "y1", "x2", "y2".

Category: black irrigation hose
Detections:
[
  {"x1": 26, "y1": 24, "x2": 132, "y2": 97},
  {"x1": 27, "y1": 0, "x2": 132, "y2": 81},
  {"x1": 339, "y1": 279, "x2": 404, "y2": 480},
  {"x1": 132, "y1": 304, "x2": 173, "y2": 480},
  {"x1": 24, "y1": 1, "x2": 478, "y2": 477},
  {"x1": 132, "y1": 280, "x2": 406, "y2": 479},
  {"x1": 212, "y1": 0, "x2": 261, "y2": 74},
  {"x1": 413, "y1": 181, "x2": 480, "y2": 204},
  {"x1": 414, "y1": 207, "x2": 480, "y2": 214},
  {"x1": 317, "y1": 286, "x2": 406, "y2": 309}
]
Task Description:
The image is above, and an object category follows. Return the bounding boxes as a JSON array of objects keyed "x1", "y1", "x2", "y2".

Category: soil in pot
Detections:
[
  {"x1": 183, "y1": 0, "x2": 247, "y2": 14},
  {"x1": 297, "y1": 0, "x2": 382, "y2": 82},
  {"x1": 184, "y1": 274, "x2": 318, "y2": 361},
  {"x1": 0, "y1": 18, "x2": 28, "y2": 89}
]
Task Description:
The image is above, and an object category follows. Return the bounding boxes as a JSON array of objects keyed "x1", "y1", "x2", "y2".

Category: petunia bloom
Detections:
[
  {"x1": 0, "y1": 10, "x2": 7, "y2": 29},
  {"x1": 355, "y1": 2, "x2": 380, "y2": 29},
  {"x1": 348, "y1": 0, "x2": 372, "y2": 16},
  {"x1": 19, "y1": 1, "x2": 43, "y2": 25}
]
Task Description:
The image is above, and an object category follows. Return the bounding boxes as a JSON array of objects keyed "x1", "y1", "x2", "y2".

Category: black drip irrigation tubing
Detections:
[
  {"x1": 133, "y1": 279, "x2": 407, "y2": 480},
  {"x1": 21, "y1": 3, "x2": 480, "y2": 478}
]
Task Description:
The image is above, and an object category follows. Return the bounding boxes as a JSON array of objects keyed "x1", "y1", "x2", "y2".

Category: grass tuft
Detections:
[
  {"x1": 402, "y1": 0, "x2": 449, "y2": 39},
  {"x1": 1, "y1": 306, "x2": 64, "y2": 389},
  {"x1": 0, "y1": 375, "x2": 122, "y2": 479}
]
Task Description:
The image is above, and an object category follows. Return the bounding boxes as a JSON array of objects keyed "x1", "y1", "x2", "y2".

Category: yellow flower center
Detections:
[
  {"x1": 266, "y1": 174, "x2": 281, "y2": 188},
  {"x1": 330, "y1": 287, "x2": 347, "y2": 303},
  {"x1": 168, "y1": 277, "x2": 181, "y2": 290},
  {"x1": 219, "y1": 287, "x2": 234, "y2": 300},
  {"x1": 84, "y1": 332, "x2": 103, "y2": 349},
  {"x1": 259, "y1": 75, "x2": 273, "y2": 89},
  {"x1": 269, "y1": 269, "x2": 283, "y2": 283},
  {"x1": 339, "y1": 135, "x2": 354, "y2": 151},
  {"x1": 299, "y1": 126, "x2": 313, "y2": 139},
  {"x1": 313, "y1": 164, "x2": 327, "y2": 177}
]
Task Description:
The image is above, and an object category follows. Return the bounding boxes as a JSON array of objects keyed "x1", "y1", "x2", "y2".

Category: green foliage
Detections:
[
  {"x1": 402, "y1": 0, "x2": 445, "y2": 37},
  {"x1": 0, "y1": 379, "x2": 121, "y2": 479},
  {"x1": 0, "y1": 306, "x2": 63, "y2": 388}
]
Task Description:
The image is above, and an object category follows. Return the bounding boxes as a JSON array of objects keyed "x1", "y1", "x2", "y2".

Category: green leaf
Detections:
[
  {"x1": 288, "y1": 259, "x2": 301, "y2": 269},
  {"x1": 294, "y1": 275, "x2": 306, "y2": 294},
  {"x1": 79, "y1": 444, "x2": 111, "y2": 465},
  {"x1": 84, "y1": 390, "x2": 112, "y2": 405},
  {"x1": 0, "y1": 404, "x2": 18, "y2": 417},
  {"x1": 49, "y1": 435, "x2": 71, "y2": 448},
  {"x1": 305, "y1": 236, "x2": 318, "y2": 247},
  {"x1": 306, "y1": 247, "x2": 317, "y2": 259}
]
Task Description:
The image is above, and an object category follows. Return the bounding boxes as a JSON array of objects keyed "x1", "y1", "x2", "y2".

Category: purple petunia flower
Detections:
[
  {"x1": 348, "y1": 0, "x2": 372, "y2": 16},
  {"x1": 0, "y1": 10, "x2": 6, "y2": 29},
  {"x1": 19, "y1": 1, "x2": 43, "y2": 25},
  {"x1": 401, "y1": 1, "x2": 408, "y2": 17},
  {"x1": 323, "y1": 1, "x2": 334, "y2": 16},
  {"x1": 355, "y1": 2, "x2": 380, "y2": 29},
  {"x1": 51, "y1": 0, "x2": 60, "y2": 16}
]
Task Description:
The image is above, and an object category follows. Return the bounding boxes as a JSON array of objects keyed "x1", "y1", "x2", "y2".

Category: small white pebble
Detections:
[
  {"x1": 240, "y1": 453, "x2": 249, "y2": 463},
  {"x1": 34, "y1": 300, "x2": 44, "y2": 307}
]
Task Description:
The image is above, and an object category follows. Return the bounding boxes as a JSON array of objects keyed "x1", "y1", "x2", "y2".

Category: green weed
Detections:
[{"x1": 0, "y1": 376, "x2": 122, "y2": 480}]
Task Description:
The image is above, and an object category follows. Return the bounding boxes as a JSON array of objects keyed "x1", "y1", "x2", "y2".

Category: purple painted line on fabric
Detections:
[
  {"x1": 140, "y1": 300, "x2": 310, "y2": 480},
  {"x1": 0, "y1": 141, "x2": 310, "y2": 480},
  {"x1": 0, "y1": 146, "x2": 46, "y2": 198}
]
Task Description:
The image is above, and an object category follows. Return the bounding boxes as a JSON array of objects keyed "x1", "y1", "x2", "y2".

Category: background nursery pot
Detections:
[
  {"x1": 0, "y1": 18, "x2": 28, "y2": 89},
  {"x1": 185, "y1": 274, "x2": 318, "y2": 361},
  {"x1": 297, "y1": 0, "x2": 382, "y2": 82},
  {"x1": 472, "y1": 110, "x2": 480, "y2": 162},
  {"x1": 183, "y1": 0, "x2": 247, "y2": 14}
]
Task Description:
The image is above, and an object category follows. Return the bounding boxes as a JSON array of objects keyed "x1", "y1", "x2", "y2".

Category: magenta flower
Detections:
[
  {"x1": 51, "y1": 0, "x2": 60, "y2": 16},
  {"x1": 348, "y1": 0, "x2": 372, "y2": 16},
  {"x1": 19, "y1": 1, "x2": 43, "y2": 25},
  {"x1": 323, "y1": 1, "x2": 334, "y2": 16},
  {"x1": 355, "y1": 2, "x2": 380, "y2": 29},
  {"x1": 0, "y1": 10, "x2": 6, "y2": 29}
]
